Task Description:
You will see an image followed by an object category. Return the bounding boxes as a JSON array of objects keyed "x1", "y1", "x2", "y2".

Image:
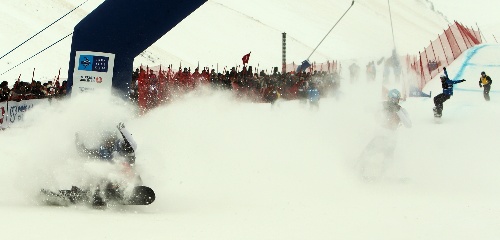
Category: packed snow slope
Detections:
[
  {"x1": 1, "y1": 44, "x2": 500, "y2": 240},
  {"x1": 0, "y1": 0, "x2": 452, "y2": 82},
  {"x1": 429, "y1": 0, "x2": 500, "y2": 42},
  {"x1": 1, "y1": 0, "x2": 500, "y2": 239}
]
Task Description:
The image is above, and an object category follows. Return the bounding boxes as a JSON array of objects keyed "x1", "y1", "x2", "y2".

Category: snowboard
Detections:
[
  {"x1": 125, "y1": 186, "x2": 155, "y2": 205},
  {"x1": 39, "y1": 185, "x2": 155, "y2": 206}
]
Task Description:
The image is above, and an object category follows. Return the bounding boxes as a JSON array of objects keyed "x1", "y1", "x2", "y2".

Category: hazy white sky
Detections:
[{"x1": 430, "y1": 0, "x2": 500, "y2": 42}]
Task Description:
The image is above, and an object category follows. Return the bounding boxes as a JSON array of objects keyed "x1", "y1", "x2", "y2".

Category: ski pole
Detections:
[{"x1": 306, "y1": 0, "x2": 355, "y2": 61}]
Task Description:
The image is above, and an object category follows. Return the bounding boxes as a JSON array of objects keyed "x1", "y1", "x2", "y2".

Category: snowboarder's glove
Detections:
[
  {"x1": 443, "y1": 67, "x2": 446, "y2": 71},
  {"x1": 479, "y1": 84, "x2": 482, "y2": 88},
  {"x1": 117, "y1": 122, "x2": 125, "y2": 130},
  {"x1": 460, "y1": 79, "x2": 466, "y2": 82}
]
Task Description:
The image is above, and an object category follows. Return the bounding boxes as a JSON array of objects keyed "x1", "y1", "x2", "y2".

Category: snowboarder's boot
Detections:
[
  {"x1": 433, "y1": 106, "x2": 442, "y2": 118},
  {"x1": 104, "y1": 183, "x2": 123, "y2": 201},
  {"x1": 67, "y1": 186, "x2": 86, "y2": 203},
  {"x1": 92, "y1": 189, "x2": 106, "y2": 207}
]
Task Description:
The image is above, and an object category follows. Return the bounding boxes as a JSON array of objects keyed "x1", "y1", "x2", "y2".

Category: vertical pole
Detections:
[
  {"x1": 476, "y1": 22, "x2": 487, "y2": 43},
  {"x1": 418, "y1": 51, "x2": 424, "y2": 88},
  {"x1": 437, "y1": 34, "x2": 449, "y2": 66},
  {"x1": 465, "y1": 25, "x2": 474, "y2": 47},
  {"x1": 450, "y1": 24, "x2": 462, "y2": 57},
  {"x1": 444, "y1": 25, "x2": 457, "y2": 60},
  {"x1": 456, "y1": 22, "x2": 471, "y2": 49},
  {"x1": 424, "y1": 47, "x2": 432, "y2": 78},
  {"x1": 387, "y1": 0, "x2": 396, "y2": 49},
  {"x1": 31, "y1": 68, "x2": 35, "y2": 82},
  {"x1": 282, "y1": 32, "x2": 287, "y2": 74},
  {"x1": 430, "y1": 40, "x2": 438, "y2": 76}
]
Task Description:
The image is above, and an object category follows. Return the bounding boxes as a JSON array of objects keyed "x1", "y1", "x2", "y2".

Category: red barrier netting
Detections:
[{"x1": 406, "y1": 21, "x2": 482, "y2": 89}]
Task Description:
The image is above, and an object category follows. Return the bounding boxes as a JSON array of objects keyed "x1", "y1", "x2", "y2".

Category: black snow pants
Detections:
[
  {"x1": 483, "y1": 85, "x2": 491, "y2": 101},
  {"x1": 433, "y1": 93, "x2": 451, "y2": 114}
]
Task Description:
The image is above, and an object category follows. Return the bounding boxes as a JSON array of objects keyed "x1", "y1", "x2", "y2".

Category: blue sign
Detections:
[{"x1": 78, "y1": 55, "x2": 109, "y2": 72}]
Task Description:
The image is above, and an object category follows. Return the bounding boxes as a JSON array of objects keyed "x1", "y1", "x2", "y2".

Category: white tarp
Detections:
[{"x1": 0, "y1": 99, "x2": 47, "y2": 128}]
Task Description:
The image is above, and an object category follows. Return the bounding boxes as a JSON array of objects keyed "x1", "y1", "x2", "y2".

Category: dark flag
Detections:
[{"x1": 242, "y1": 52, "x2": 251, "y2": 65}]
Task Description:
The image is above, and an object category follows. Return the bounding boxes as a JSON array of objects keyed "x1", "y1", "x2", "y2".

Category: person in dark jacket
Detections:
[
  {"x1": 479, "y1": 71, "x2": 492, "y2": 101},
  {"x1": 263, "y1": 82, "x2": 280, "y2": 106},
  {"x1": 307, "y1": 82, "x2": 320, "y2": 110},
  {"x1": 0, "y1": 81, "x2": 10, "y2": 102},
  {"x1": 433, "y1": 67, "x2": 466, "y2": 117},
  {"x1": 296, "y1": 79, "x2": 308, "y2": 104}
]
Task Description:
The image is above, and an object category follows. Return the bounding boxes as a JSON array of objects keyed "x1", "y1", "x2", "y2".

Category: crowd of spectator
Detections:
[
  {"x1": 0, "y1": 65, "x2": 342, "y2": 107},
  {"x1": 0, "y1": 79, "x2": 67, "y2": 102},
  {"x1": 130, "y1": 65, "x2": 342, "y2": 109}
]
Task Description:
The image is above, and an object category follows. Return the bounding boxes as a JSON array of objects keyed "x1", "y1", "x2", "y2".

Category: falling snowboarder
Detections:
[{"x1": 39, "y1": 122, "x2": 155, "y2": 207}]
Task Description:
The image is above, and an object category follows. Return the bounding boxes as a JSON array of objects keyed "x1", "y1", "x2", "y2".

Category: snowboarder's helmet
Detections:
[
  {"x1": 481, "y1": 71, "x2": 486, "y2": 75},
  {"x1": 440, "y1": 74, "x2": 446, "y2": 80},
  {"x1": 387, "y1": 89, "x2": 401, "y2": 103}
]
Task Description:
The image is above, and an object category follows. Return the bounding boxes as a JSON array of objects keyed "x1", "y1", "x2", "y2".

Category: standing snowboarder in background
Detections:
[
  {"x1": 307, "y1": 81, "x2": 320, "y2": 110},
  {"x1": 366, "y1": 61, "x2": 376, "y2": 81},
  {"x1": 349, "y1": 62, "x2": 360, "y2": 83},
  {"x1": 296, "y1": 78, "x2": 308, "y2": 105},
  {"x1": 383, "y1": 49, "x2": 402, "y2": 83},
  {"x1": 358, "y1": 89, "x2": 411, "y2": 179},
  {"x1": 433, "y1": 67, "x2": 466, "y2": 118},
  {"x1": 479, "y1": 71, "x2": 492, "y2": 101}
]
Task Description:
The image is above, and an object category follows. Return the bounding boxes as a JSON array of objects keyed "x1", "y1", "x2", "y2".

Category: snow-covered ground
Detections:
[{"x1": 1, "y1": 0, "x2": 500, "y2": 239}]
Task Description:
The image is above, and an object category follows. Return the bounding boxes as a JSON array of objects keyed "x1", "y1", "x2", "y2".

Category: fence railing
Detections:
[{"x1": 407, "y1": 21, "x2": 482, "y2": 90}]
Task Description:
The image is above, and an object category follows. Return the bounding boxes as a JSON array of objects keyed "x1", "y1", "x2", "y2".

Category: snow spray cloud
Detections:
[{"x1": 0, "y1": 89, "x2": 138, "y2": 204}]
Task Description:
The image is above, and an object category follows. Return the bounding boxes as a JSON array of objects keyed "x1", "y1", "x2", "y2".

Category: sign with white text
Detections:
[{"x1": 72, "y1": 51, "x2": 115, "y2": 94}]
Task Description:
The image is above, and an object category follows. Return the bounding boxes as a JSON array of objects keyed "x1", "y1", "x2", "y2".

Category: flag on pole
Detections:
[
  {"x1": 242, "y1": 52, "x2": 251, "y2": 65},
  {"x1": 31, "y1": 68, "x2": 35, "y2": 83}
]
